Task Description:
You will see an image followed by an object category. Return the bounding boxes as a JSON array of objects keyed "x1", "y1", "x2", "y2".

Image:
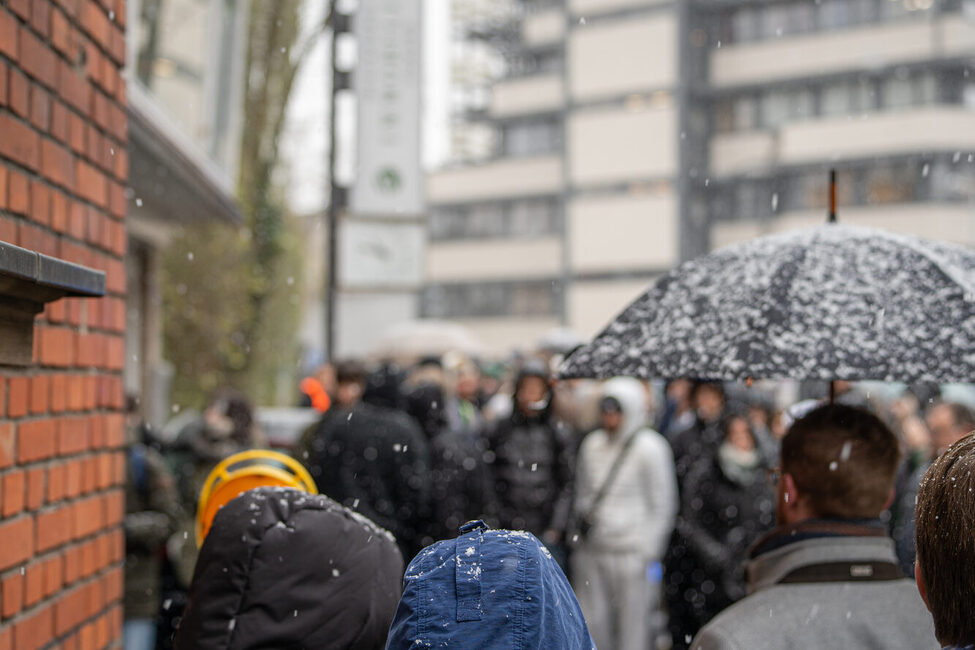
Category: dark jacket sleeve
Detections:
[
  {"x1": 547, "y1": 421, "x2": 576, "y2": 534},
  {"x1": 677, "y1": 458, "x2": 730, "y2": 570}
]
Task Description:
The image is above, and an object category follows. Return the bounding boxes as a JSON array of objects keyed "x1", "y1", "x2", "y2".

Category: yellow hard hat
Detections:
[{"x1": 196, "y1": 449, "x2": 318, "y2": 546}]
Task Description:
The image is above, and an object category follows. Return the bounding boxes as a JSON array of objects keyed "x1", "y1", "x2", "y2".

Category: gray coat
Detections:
[{"x1": 691, "y1": 534, "x2": 938, "y2": 650}]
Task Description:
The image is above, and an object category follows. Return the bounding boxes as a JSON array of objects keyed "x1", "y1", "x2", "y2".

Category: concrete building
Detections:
[{"x1": 425, "y1": 0, "x2": 975, "y2": 356}]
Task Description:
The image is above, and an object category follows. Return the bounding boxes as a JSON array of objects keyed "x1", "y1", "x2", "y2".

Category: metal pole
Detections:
[{"x1": 325, "y1": 0, "x2": 342, "y2": 361}]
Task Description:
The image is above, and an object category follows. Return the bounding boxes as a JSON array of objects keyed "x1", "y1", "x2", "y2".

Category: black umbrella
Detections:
[{"x1": 561, "y1": 223, "x2": 975, "y2": 384}]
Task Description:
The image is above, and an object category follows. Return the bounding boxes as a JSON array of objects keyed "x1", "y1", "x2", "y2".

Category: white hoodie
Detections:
[{"x1": 574, "y1": 377, "x2": 678, "y2": 558}]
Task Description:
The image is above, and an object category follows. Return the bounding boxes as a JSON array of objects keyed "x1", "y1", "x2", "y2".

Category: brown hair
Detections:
[
  {"x1": 915, "y1": 431, "x2": 975, "y2": 646},
  {"x1": 781, "y1": 404, "x2": 900, "y2": 519}
]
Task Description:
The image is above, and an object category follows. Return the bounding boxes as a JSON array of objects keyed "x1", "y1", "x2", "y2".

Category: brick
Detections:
[
  {"x1": 8, "y1": 0, "x2": 30, "y2": 21},
  {"x1": 19, "y1": 26, "x2": 59, "y2": 89},
  {"x1": 0, "y1": 61, "x2": 6, "y2": 108},
  {"x1": 103, "y1": 489, "x2": 123, "y2": 525},
  {"x1": 39, "y1": 327, "x2": 76, "y2": 368},
  {"x1": 79, "y1": 539, "x2": 95, "y2": 577},
  {"x1": 47, "y1": 463, "x2": 65, "y2": 501},
  {"x1": 31, "y1": 0, "x2": 51, "y2": 38},
  {"x1": 25, "y1": 563, "x2": 44, "y2": 608},
  {"x1": 103, "y1": 414, "x2": 123, "y2": 448},
  {"x1": 0, "y1": 517, "x2": 34, "y2": 571},
  {"x1": 57, "y1": 417, "x2": 89, "y2": 455},
  {"x1": 0, "y1": 166, "x2": 6, "y2": 211},
  {"x1": 43, "y1": 555, "x2": 63, "y2": 597},
  {"x1": 82, "y1": 0, "x2": 110, "y2": 44},
  {"x1": 3, "y1": 470, "x2": 25, "y2": 516},
  {"x1": 29, "y1": 375, "x2": 49, "y2": 414},
  {"x1": 28, "y1": 181, "x2": 50, "y2": 227},
  {"x1": 60, "y1": 61, "x2": 89, "y2": 115},
  {"x1": 50, "y1": 190, "x2": 68, "y2": 232},
  {"x1": 18, "y1": 222, "x2": 58, "y2": 257},
  {"x1": 0, "y1": 10, "x2": 18, "y2": 59},
  {"x1": 0, "y1": 115, "x2": 40, "y2": 173},
  {"x1": 26, "y1": 467, "x2": 45, "y2": 509},
  {"x1": 41, "y1": 137, "x2": 74, "y2": 189},
  {"x1": 36, "y1": 507, "x2": 71, "y2": 552},
  {"x1": 62, "y1": 546, "x2": 80, "y2": 585},
  {"x1": 0, "y1": 216, "x2": 16, "y2": 244},
  {"x1": 73, "y1": 495, "x2": 103, "y2": 539},
  {"x1": 75, "y1": 160, "x2": 106, "y2": 207},
  {"x1": 17, "y1": 419, "x2": 57, "y2": 463},
  {"x1": 0, "y1": 626, "x2": 12, "y2": 650},
  {"x1": 108, "y1": 180, "x2": 125, "y2": 218},
  {"x1": 0, "y1": 423, "x2": 14, "y2": 470},
  {"x1": 81, "y1": 457, "x2": 97, "y2": 494},
  {"x1": 50, "y1": 374, "x2": 67, "y2": 413},
  {"x1": 50, "y1": 7, "x2": 72, "y2": 56},
  {"x1": 7, "y1": 377, "x2": 29, "y2": 418},
  {"x1": 9, "y1": 68, "x2": 30, "y2": 118},
  {"x1": 2, "y1": 572, "x2": 24, "y2": 619},
  {"x1": 15, "y1": 602, "x2": 53, "y2": 650},
  {"x1": 30, "y1": 83, "x2": 51, "y2": 131},
  {"x1": 67, "y1": 375, "x2": 84, "y2": 411}
]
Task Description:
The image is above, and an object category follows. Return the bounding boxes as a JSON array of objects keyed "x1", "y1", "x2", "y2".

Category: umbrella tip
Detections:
[{"x1": 828, "y1": 169, "x2": 838, "y2": 224}]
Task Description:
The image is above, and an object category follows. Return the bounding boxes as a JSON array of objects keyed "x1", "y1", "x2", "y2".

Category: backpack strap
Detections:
[{"x1": 778, "y1": 560, "x2": 904, "y2": 584}]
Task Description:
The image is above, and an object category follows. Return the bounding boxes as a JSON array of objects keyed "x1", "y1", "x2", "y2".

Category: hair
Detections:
[
  {"x1": 915, "y1": 432, "x2": 975, "y2": 646},
  {"x1": 691, "y1": 381, "x2": 725, "y2": 402},
  {"x1": 207, "y1": 387, "x2": 255, "y2": 444},
  {"x1": 942, "y1": 401, "x2": 975, "y2": 432},
  {"x1": 781, "y1": 404, "x2": 901, "y2": 519},
  {"x1": 335, "y1": 359, "x2": 367, "y2": 385}
]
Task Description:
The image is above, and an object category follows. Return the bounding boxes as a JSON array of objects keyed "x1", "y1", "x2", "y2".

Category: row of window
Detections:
[
  {"x1": 716, "y1": 0, "x2": 963, "y2": 45},
  {"x1": 712, "y1": 68, "x2": 974, "y2": 134},
  {"x1": 712, "y1": 158, "x2": 975, "y2": 222},
  {"x1": 421, "y1": 280, "x2": 562, "y2": 319},
  {"x1": 429, "y1": 198, "x2": 563, "y2": 241},
  {"x1": 501, "y1": 118, "x2": 563, "y2": 156}
]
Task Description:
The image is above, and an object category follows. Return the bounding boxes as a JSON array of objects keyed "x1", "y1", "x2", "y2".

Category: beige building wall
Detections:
[
  {"x1": 455, "y1": 318, "x2": 563, "y2": 356},
  {"x1": 523, "y1": 8, "x2": 565, "y2": 46},
  {"x1": 569, "y1": 194, "x2": 678, "y2": 272},
  {"x1": 569, "y1": 106, "x2": 677, "y2": 186},
  {"x1": 490, "y1": 75, "x2": 564, "y2": 118},
  {"x1": 569, "y1": 0, "x2": 670, "y2": 17},
  {"x1": 426, "y1": 238, "x2": 563, "y2": 282},
  {"x1": 569, "y1": 14, "x2": 676, "y2": 101},
  {"x1": 427, "y1": 156, "x2": 563, "y2": 203}
]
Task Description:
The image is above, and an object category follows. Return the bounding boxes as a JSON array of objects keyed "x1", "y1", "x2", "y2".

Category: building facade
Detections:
[{"x1": 425, "y1": 0, "x2": 975, "y2": 355}]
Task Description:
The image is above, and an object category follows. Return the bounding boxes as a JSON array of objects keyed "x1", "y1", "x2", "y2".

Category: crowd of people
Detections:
[{"x1": 122, "y1": 347, "x2": 975, "y2": 650}]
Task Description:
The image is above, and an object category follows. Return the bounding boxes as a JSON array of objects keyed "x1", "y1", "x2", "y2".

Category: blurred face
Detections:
[
  {"x1": 601, "y1": 409, "x2": 623, "y2": 433},
  {"x1": 456, "y1": 371, "x2": 479, "y2": 400},
  {"x1": 927, "y1": 405, "x2": 965, "y2": 453},
  {"x1": 695, "y1": 386, "x2": 724, "y2": 422},
  {"x1": 516, "y1": 376, "x2": 548, "y2": 415},
  {"x1": 726, "y1": 417, "x2": 755, "y2": 452},
  {"x1": 336, "y1": 380, "x2": 363, "y2": 408}
]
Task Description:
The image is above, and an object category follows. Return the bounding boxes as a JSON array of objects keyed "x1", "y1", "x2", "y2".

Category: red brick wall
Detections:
[{"x1": 0, "y1": 0, "x2": 127, "y2": 647}]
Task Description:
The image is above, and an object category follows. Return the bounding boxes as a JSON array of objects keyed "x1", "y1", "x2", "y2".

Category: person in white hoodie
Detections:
[{"x1": 570, "y1": 377, "x2": 678, "y2": 650}]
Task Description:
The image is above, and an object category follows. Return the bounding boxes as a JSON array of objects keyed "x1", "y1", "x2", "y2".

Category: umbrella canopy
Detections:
[
  {"x1": 371, "y1": 319, "x2": 485, "y2": 362},
  {"x1": 561, "y1": 224, "x2": 975, "y2": 383}
]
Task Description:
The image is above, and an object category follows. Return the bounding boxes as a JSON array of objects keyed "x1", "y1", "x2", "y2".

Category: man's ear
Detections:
[{"x1": 915, "y1": 562, "x2": 932, "y2": 612}]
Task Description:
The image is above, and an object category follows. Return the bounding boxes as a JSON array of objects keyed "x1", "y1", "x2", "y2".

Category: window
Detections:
[
  {"x1": 502, "y1": 120, "x2": 560, "y2": 157},
  {"x1": 429, "y1": 199, "x2": 562, "y2": 241}
]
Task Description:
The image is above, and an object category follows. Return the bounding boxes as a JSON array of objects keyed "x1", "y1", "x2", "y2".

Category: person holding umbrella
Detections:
[{"x1": 690, "y1": 404, "x2": 937, "y2": 650}]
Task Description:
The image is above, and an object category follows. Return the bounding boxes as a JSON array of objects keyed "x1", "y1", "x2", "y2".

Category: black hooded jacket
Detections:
[
  {"x1": 303, "y1": 401, "x2": 431, "y2": 559},
  {"x1": 174, "y1": 487, "x2": 403, "y2": 650},
  {"x1": 484, "y1": 367, "x2": 574, "y2": 536}
]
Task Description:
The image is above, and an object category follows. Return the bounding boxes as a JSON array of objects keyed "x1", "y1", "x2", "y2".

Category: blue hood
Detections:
[{"x1": 386, "y1": 522, "x2": 595, "y2": 649}]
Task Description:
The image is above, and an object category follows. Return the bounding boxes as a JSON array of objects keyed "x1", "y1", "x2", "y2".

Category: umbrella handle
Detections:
[{"x1": 828, "y1": 169, "x2": 837, "y2": 223}]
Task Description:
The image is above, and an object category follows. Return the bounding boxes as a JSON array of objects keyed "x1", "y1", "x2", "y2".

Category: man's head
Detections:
[
  {"x1": 599, "y1": 396, "x2": 623, "y2": 434},
  {"x1": 914, "y1": 431, "x2": 975, "y2": 647},
  {"x1": 777, "y1": 404, "x2": 900, "y2": 525},
  {"x1": 692, "y1": 382, "x2": 725, "y2": 423},
  {"x1": 334, "y1": 359, "x2": 367, "y2": 408},
  {"x1": 925, "y1": 401, "x2": 975, "y2": 455},
  {"x1": 514, "y1": 360, "x2": 551, "y2": 418}
]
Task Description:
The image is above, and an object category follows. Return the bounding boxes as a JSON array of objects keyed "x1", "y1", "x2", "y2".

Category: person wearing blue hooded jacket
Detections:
[{"x1": 385, "y1": 520, "x2": 595, "y2": 649}]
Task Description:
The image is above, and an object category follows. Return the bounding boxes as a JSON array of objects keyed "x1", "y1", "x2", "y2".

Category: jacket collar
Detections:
[{"x1": 745, "y1": 519, "x2": 897, "y2": 593}]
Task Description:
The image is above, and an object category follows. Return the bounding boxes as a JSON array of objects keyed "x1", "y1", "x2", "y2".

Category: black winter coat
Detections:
[
  {"x1": 303, "y1": 402, "x2": 431, "y2": 560},
  {"x1": 485, "y1": 411, "x2": 574, "y2": 537},
  {"x1": 174, "y1": 487, "x2": 403, "y2": 650},
  {"x1": 665, "y1": 453, "x2": 774, "y2": 647}
]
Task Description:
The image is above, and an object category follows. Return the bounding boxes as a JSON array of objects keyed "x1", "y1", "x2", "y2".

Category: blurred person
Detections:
[
  {"x1": 363, "y1": 360, "x2": 406, "y2": 411},
  {"x1": 298, "y1": 362, "x2": 335, "y2": 412},
  {"x1": 571, "y1": 378, "x2": 677, "y2": 650},
  {"x1": 166, "y1": 387, "x2": 264, "y2": 587},
  {"x1": 914, "y1": 431, "x2": 975, "y2": 650},
  {"x1": 302, "y1": 358, "x2": 431, "y2": 560},
  {"x1": 658, "y1": 378, "x2": 697, "y2": 440},
  {"x1": 386, "y1": 520, "x2": 596, "y2": 649},
  {"x1": 690, "y1": 404, "x2": 937, "y2": 650},
  {"x1": 175, "y1": 487, "x2": 403, "y2": 650},
  {"x1": 485, "y1": 360, "x2": 574, "y2": 555},
  {"x1": 293, "y1": 359, "x2": 369, "y2": 463},
  {"x1": 404, "y1": 382, "x2": 496, "y2": 544},
  {"x1": 670, "y1": 382, "x2": 727, "y2": 489},
  {"x1": 666, "y1": 414, "x2": 774, "y2": 648},
  {"x1": 124, "y1": 400, "x2": 181, "y2": 650},
  {"x1": 891, "y1": 401, "x2": 975, "y2": 576},
  {"x1": 446, "y1": 356, "x2": 486, "y2": 438}
]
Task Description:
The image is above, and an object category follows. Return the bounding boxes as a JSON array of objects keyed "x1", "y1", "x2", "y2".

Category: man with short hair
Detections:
[
  {"x1": 691, "y1": 404, "x2": 938, "y2": 650},
  {"x1": 914, "y1": 431, "x2": 975, "y2": 650}
]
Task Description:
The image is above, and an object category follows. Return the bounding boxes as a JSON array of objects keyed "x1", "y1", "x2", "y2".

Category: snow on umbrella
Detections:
[{"x1": 560, "y1": 224, "x2": 975, "y2": 384}]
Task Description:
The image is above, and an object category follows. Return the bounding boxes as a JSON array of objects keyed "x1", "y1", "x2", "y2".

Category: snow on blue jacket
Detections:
[{"x1": 385, "y1": 521, "x2": 595, "y2": 649}]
